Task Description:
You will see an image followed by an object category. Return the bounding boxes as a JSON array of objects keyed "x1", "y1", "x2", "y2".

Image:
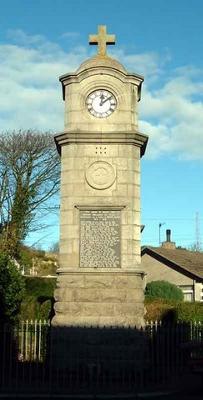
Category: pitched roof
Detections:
[{"x1": 142, "y1": 246, "x2": 203, "y2": 281}]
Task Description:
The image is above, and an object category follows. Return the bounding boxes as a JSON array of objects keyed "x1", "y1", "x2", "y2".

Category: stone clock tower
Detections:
[{"x1": 53, "y1": 26, "x2": 148, "y2": 327}]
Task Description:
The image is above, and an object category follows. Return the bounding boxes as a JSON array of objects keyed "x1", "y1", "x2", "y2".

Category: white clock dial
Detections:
[{"x1": 86, "y1": 89, "x2": 117, "y2": 118}]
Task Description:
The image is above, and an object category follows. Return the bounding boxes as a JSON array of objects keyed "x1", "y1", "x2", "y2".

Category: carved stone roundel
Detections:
[{"x1": 85, "y1": 161, "x2": 116, "y2": 190}]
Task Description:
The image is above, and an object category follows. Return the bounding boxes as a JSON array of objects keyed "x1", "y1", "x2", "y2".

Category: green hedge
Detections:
[
  {"x1": 145, "y1": 280, "x2": 184, "y2": 302},
  {"x1": 145, "y1": 299, "x2": 203, "y2": 322},
  {"x1": 20, "y1": 276, "x2": 56, "y2": 320},
  {"x1": 176, "y1": 302, "x2": 203, "y2": 323},
  {"x1": 20, "y1": 277, "x2": 203, "y2": 323},
  {"x1": 24, "y1": 276, "x2": 56, "y2": 297}
]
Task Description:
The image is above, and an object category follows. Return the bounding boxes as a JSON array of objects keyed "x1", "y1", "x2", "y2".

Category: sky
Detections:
[{"x1": 0, "y1": 0, "x2": 203, "y2": 250}]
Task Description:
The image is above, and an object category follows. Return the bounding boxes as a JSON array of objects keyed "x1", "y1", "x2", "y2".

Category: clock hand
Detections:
[
  {"x1": 99, "y1": 94, "x2": 105, "y2": 106},
  {"x1": 100, "y1": 96, "x2": 112, "y2": 106},
  {"x1": 100, "y1": 95, "x2": 112, "y2": 106}
]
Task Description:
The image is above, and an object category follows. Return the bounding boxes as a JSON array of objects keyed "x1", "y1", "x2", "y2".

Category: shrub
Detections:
[
  {"x1": 144, "y1": 299, "x2": 174, "y2": 321},
  {"x1": 176, "y1": 302, "x2": 203, "y2": 323},
  {"x1": 145, "y1": 280, "x2": 184, "y2": 302},
  {"x1": 24, "y1": 277, "x2": 56, "y2": 298},
  {"x1": 0, "y1": 253, "x2": 25, "y2": 323},
  {"x1": 145, "y1": 299, "x2": 203, "y2": 322},
  {"x1": 20, "y1": 277, "x2": 56, "y2": 320},
  {"x1": 20, "y1": 296, "x2": 54, "y2": 320}
]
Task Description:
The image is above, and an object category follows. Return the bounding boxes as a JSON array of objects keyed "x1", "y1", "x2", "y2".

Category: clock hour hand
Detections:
[{"x1": 99, "y1": 94, "x2": 105, "y2": 106}]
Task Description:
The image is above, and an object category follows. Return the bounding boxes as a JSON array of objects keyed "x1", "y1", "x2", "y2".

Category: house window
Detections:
[
  {"x1": 178, "y1": 285, "x2": 194, "y2": 302},
  {"x1": 183, "y1": 292, "x2": 193, "y2": 302}
]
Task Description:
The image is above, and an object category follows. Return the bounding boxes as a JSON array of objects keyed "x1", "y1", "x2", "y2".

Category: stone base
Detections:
[{"x1": 52, "y1": 270, "x2": 145, "y2": 328}]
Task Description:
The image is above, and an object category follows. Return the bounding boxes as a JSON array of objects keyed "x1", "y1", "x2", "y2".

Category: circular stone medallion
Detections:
[{"x1": 85, "y1": 161, "x2": 116, "y2": 190}]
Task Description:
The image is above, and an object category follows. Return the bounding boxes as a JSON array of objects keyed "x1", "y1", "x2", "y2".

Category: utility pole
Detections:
[{"x1": 195, "y1": 212, "x2": 201, "y2": 251}]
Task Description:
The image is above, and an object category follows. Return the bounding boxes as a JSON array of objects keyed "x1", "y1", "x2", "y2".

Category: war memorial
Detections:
[
  {"x1": 0, "y1": 26, "x2": 200, "y2": 398},
  {"x1": 53, "y1": 25, "x2": 148, "y2": 327}
]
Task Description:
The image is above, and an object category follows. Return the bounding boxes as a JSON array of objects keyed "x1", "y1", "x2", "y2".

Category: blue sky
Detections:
[{"x1": 0, "y1": 0, "x2": 203, "y2": 249}]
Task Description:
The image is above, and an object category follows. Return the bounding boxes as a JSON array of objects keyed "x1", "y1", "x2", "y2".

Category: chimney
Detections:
[
  {"x1": 161, "y1": 229, "x2": 176, "y2": 249},
  {"x1": 166, "y1": 229, "x2": 171, "y2": 242}
]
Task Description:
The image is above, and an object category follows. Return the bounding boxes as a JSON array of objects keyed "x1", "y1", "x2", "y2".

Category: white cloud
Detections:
[
  {"x1": 0, "y1": 30, "x2": 88, "y2": 131},
  {"x1": 60, "y1": 32, "x2": 80, "y2": 39},
  {"x1": 113, "y1": 49, "x2": 161, "y2": 77},
  {"x1": 0, "y1": 30, "x2": 203, "y2": 160},
  {"x1": 139, "y1": 72, "x2": 203, "y2": 159}
]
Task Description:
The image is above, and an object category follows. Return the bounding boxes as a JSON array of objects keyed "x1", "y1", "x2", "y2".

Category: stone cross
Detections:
[{"x1": 89, "y1": 25, "x2": 116, "y2": 56}]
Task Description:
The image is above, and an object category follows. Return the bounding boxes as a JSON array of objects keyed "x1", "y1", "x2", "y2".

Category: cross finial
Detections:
[{"x1": 89, "y1": 25, "x2": 116, "y2": 56}]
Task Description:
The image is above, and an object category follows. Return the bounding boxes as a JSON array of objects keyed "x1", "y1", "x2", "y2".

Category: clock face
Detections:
[{"x1": 86, "y1": 89, "x2": 117, "y2": 118}]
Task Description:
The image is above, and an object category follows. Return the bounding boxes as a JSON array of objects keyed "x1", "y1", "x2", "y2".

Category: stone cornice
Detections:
[
  {"x1": 59, "y1": 69, "x2": 144, "y2": 84},
  {"x1": 59, "y1": 68, "x2": 144, "y2": 101},
  {"x1": 54, "y1": 130, "x2": 148, "y2": 157},
  {"x1": 57, "y1": 269, "x2": 146, "y2": 278}
]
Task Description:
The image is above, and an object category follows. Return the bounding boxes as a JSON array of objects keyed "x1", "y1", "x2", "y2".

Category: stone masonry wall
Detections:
[{"x1": 59, "y1": 142, "x2": 141, "y2": 271}]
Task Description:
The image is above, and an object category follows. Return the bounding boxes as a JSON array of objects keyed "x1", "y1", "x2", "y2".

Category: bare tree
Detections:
[
  {"x1": 49, "y1": 241, "x2": 59, "y2": 253},
  {"x1": 0, "y1": 130, "x2": 60, "y2": 257}
]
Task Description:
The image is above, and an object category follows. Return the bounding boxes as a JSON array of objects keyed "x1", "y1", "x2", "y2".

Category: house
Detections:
[{"x1": 141, "y1": 230, "x2": 203, "y2": 302}]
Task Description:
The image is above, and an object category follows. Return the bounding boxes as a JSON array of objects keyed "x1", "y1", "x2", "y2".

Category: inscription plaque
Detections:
[{"x1": 80, "y1": 210, "x2": 121, "y2": 268}]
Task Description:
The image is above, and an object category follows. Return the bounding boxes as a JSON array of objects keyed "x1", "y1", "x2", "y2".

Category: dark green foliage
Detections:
[
  {"x1": 20, "y1": 277, "x2": 56, "y2": 320},
  {"x1": 176, "y1": 302, "x2": 203, "y2": 322},
  {"x1": 145, "y1": 280, "x2": 184, "y2": 302},
  {"x1": 25, "y1": 277, "x2": 56, "y2": 297},
  {"x1": 145, "y1": 299, "x2": 203, "y2": 322},
  {"x1": 0, "y1": 253, "x2": 25, "y2": 323}
]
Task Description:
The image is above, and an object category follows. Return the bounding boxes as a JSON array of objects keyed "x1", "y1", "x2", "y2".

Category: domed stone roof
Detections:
[{"x1": 76, "y1": 54, "x2": 126, "y2": 74}]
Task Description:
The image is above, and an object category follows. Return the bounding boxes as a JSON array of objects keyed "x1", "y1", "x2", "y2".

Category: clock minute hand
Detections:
[{"x1": 100, "y1": 95, "x2": 112, "y2": 106}]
